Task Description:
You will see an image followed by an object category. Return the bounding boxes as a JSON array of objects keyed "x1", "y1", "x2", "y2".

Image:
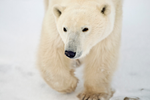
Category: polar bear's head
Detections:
[{"x1": 53, "y1": 2, "x2": 115, "y2": 59}]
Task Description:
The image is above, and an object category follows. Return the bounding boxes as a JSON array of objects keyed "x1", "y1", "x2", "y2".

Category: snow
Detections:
[{"x1": 0, "y1": 0, "x2": 150, "y2": 100}]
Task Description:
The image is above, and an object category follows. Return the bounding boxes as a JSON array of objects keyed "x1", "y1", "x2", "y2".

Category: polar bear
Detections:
[{"x1": 38, "y1": 0, "x2": 122, "y2": 100}]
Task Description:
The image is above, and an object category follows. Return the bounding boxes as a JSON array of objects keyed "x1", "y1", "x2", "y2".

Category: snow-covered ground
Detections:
[{"x1": 0, "y1": 0, "x2": 150, "y2": 100}]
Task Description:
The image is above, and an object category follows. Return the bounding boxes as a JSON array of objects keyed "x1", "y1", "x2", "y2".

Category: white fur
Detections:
[{"x1": 38, "y1": 0, "x2": 122, "y2": 99}]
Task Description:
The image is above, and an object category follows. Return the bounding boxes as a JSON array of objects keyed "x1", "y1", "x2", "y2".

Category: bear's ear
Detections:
[
  {"x1": 98, "y1": 4, "x2": 111, "y2": 15},
  {"x1": 53, "y1": 5, "x2": 66, "y2": 19}
]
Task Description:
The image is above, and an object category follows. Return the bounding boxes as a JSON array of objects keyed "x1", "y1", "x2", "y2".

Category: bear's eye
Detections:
[
  {"x1": 82, "y1": 28, "x2": 89, "y2": 32},
  {"x1": 101, "y1": 7, "x2": 106, "y2": 14},
  {"x1": 63, "y1": 27, "x2": 67, "y2": 32}
]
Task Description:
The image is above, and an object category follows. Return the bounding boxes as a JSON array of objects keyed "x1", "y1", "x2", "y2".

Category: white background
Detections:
[{"x1": 0, "y1": 0, "x2": 150, "y2": 100}]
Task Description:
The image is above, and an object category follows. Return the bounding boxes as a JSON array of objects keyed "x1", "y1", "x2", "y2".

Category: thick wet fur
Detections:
[{"x1": 38, "y1": 0, "x2": 122, "y2": 100}]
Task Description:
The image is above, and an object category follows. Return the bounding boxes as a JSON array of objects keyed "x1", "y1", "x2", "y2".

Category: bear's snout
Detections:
[{"x1": 65, "y1": 50, "x2": 76, "y2": 58}]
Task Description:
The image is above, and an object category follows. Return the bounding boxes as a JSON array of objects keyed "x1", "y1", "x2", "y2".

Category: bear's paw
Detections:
[{"x1": 77, "y1": 91, "x2": 114, "y2": 100}]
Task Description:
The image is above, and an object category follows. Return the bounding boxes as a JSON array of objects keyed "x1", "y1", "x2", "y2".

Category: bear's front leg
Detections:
[
  {"x1": 78, "y1": 45, "x2": 118, "y2": 100},
  {"x1": 38, "y1": 47, "x2": 78, "y2": 93}
]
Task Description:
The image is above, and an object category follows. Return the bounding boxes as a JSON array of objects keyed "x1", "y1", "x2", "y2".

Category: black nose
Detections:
[{"x1": 65, "y1": 50, "x2": 76, "y2": 58}]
